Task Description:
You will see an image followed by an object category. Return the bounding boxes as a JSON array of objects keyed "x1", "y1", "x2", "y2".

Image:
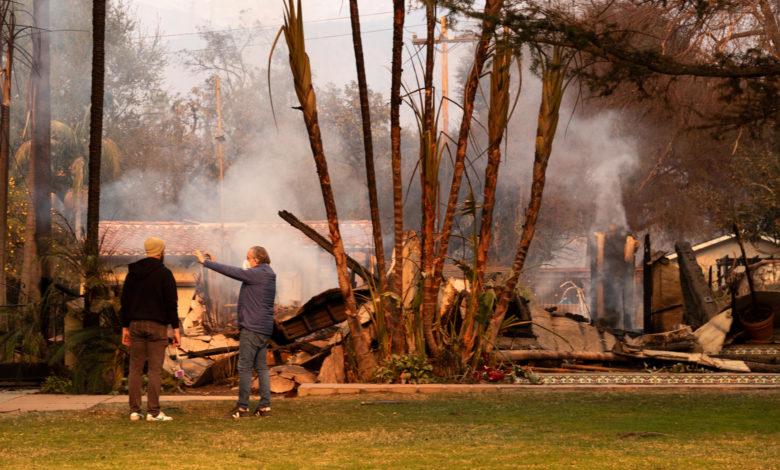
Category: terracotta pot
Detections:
[{"x1": 740, "y1": 307, "x2": 775, "y2": 344}]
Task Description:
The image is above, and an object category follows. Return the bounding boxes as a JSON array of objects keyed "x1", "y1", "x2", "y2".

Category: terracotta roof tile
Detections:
[{"x1": 99, "y1": 220, "x2": 374, "y2": 257}]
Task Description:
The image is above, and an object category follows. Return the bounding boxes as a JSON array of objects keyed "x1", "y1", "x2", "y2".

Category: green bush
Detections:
[
  {"x1": 374, "y1": 354, "x2": 435, "y2": 384},
  {"x1": 40, "y1": 375, "x2": 73, "y2": 394}
]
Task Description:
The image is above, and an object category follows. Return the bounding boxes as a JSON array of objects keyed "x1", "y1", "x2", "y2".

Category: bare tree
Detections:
[
  {"x1": 22, "y1": 0, "x2": 52, "y2": 311},
  {"x1": 0, "y1": 1, "x2": 15, "y2": 305}
]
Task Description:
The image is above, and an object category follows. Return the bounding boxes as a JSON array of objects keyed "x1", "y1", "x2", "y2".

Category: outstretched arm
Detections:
[{"x1": 194, "y1": 250, "x2": 214, "y2": 264}]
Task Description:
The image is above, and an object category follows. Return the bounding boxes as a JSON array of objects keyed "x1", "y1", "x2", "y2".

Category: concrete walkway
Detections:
[
  {"x1": 0, "y1": 391, "x2": 234, "y2": 414},
  {"x1": 2, "y1": 376, "x2": 778, "y2": 413}
]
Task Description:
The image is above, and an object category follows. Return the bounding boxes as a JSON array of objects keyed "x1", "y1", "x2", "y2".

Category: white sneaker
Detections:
[
  {"x1": 130, "y1": 412, "x2": 143, "y2": 421},
  {"x1": 146, "y1": 411, "x2": 173, "y2": 421}
]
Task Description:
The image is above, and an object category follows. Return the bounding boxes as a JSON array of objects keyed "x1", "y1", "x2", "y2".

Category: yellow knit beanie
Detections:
[{"x1": 144, "y1": 237, "x2": 165, "y2": 257}]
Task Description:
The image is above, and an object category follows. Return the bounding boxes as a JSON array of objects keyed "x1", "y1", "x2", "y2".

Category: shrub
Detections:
[
  {"x1": 374, "y1": 354, "x2": 435, "y2": 384},
  {"x1": 40, "y1": 375, "x2": 73, "y2": 394}
]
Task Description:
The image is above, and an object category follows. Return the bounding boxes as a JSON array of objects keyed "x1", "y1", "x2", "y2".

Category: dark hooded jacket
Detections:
[{"x1": 120, "y1": 257, "x2": 179, "y2": 328}]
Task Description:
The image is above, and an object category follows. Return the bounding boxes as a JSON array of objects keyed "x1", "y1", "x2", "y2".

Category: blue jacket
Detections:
[{"x1": 203, "y1": 260, "x2": 276, "y2": 335}]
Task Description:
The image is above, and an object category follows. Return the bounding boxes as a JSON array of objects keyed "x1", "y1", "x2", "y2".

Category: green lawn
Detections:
[{"x1": 1, "y1": 390, "x2": 779, "y2": 469}]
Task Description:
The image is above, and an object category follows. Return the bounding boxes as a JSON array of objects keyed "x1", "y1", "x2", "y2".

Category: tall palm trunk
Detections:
[
  {"x1": 757, "y1": 0, "x2": 780, "y2": 149},
  {"x1": 487, "y1": 46, "x2": 568, "y2": 352},
  {"x1": 25, "y1": 0, "x2": 52, "y2": 310},
  {"x1": 419, "y1": 3, "x2": 439, "y2": 355},
  {"x1": 348, "y1": 0, "x2": 389, "y2": 358},
  {"x1": 278, "y1": 0, "x2": 377, "y2": 379},
  {"x1": 422, "y1": 0, "x2": 503, "y2": 349},
  {"x1": 389, "y1": 0, "x2": 406, "y2": 354},
  {"x1": 83, "y1": 0, "x2": 106, "y2": 327},
  {"x1": 0, "y1": 6, "x2": 14, "y2": 305},
  {"x1": 463, "y1": 30, "x2": 514, "y2": 360}
]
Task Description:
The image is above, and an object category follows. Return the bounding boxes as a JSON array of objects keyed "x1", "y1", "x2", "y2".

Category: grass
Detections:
[{"x1": 1, "y1": 390, "x2": 779, "y2": 469}]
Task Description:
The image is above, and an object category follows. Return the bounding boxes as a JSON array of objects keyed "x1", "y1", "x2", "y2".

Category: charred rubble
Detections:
[{"x1": 162, "y1": 219, "x2": 779, "y2": 390}]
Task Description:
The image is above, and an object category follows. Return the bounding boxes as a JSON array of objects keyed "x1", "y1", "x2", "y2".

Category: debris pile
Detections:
[{"x1": 162, "y1": 216, "x2": 778, "y2": 388}]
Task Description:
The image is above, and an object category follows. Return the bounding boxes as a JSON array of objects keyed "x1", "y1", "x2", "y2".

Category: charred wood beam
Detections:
[
  {"x1": 613, "y1": 342, "x2": 750, "y2": 372},
  {"x1": 713, "y1": 354, "x2": 780, "y2": 365},
  {"x1": 499, "y1": 350, "x2": 629, "y2": 362},
  {"x1": 740, "y1": 361, "x2": 780, "y2": 373},
  {"x1": 626, "y1": 326, "x2": 697, "y2": 352},
  {"x1": 560, "y1": 363, "x2": 639, "y2": 373},
  {"x1": 675, "y1": 242, "x2": 718, "y2": 329},
  {"x1": 278, "y1": 210, "x2": 379, "y2": 285},
  {"x1": 183, "y1": 346, "x2": 239, "y2": 358}
]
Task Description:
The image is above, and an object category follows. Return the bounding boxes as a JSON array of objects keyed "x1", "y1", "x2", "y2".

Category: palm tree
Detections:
[
  {"x1": 464, "y1": 28, "x2": 514, "y2": 362},
  {"x1": 84, "y1": 0, "x2": 106, "y2": 326},
  {"x1": 274, "y1": 0, "x2": 377, "y2": 379},
  {"x1": 487, "y1": 45, "x2": 571, "y2": 352},
  {"x1": 14, "y1": 114, "x2": 121, "y2": 239},
  {"x1": 419, "y1": 0, "x2": 504, "y2": 356},
  {"x1": 419, "y1": 2, "x2": 439, "y2": 355},
  {"x1": 389, "y1": 0, "x2": 406, "y2": 354},
  {"x1": 348, "y1": 0, "x2": 389, "y2": 358}
]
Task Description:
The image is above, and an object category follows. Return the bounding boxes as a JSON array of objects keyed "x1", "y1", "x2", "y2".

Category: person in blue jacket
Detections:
[{"x1": 194, "y1": 246, "x2": 276, "y2": 418}]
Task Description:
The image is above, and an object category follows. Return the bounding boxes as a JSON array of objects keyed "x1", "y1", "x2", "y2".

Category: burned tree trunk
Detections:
[
  {"x1": 0, "y1": 6, "x2": 14, "y2": 306},
  {"x1": 389, "y1": 0, "x2": 406, "y2": 354},
  {"x1": 487, "y1": 46, "x2": 569, "y2": 354},
  {"x1": 26, "y1": 0, "x2": 52, "y2": 305},
  {"x1": 84, "y1": 0, "x2": 106, "y2": 326},
  {"x1": 466, "y1": 29, "x2": 513, "y2": 360},
  {"x1": 348, "y1": 0, "x2": 389, "y2": 358},
  {"x1": 279, "y1": 1, "x2": 377, "y2": 380},
  {"x1": 419, "y1": 3, "x2": 439, "y2": 356},
  {"x1": 427, "y1": 0, "x2": 503, "y2": 354}
]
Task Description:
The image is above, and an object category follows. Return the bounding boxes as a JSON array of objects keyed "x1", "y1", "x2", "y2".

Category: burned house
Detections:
[
  {"x1": 99, "y1": 219, "x2": 375, "y2": 313},
  {"x1": 665, "y1": 234, "x2": 780, "y2": 289},
  {"x1": 98, "y1": 219, "x2": 375, "y2": 386}
]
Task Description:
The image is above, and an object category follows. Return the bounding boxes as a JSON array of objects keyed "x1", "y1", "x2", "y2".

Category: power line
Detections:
[
  {"x1": 167, "y1": 23, "x2": 429, "y2": 55},
  {"x1": 144, "y1": 10, "x2": 397, "y2": 40}
]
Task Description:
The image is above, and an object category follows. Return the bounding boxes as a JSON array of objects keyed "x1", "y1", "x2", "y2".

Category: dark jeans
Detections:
[
  {"x1": 128, "y1": 320, "x2": 168, "y2": 415},
  {"x1": 237, "y1": 328, "x2": 271, "y2": 410}
]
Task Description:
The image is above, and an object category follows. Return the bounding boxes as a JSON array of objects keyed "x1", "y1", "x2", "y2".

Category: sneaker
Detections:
[
  {"x1": 130, "y1": 412, "x2": 143, "y2": 421},
  {"x1": 253, "y1": 407, "x2": 271, "y2": 417},
  {"x1": 146, "y1": 411, "x2": 173, "y2": 421},
  {"x1": 226, "y1": 407, "x2": 249, "y2": 419}
]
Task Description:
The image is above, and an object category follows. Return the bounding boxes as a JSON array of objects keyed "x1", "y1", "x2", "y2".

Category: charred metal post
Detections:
[{"x1": 643, "y1": 233, "x2": 652, "y2": 332}]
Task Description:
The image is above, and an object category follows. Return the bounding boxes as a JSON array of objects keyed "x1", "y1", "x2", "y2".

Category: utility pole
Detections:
[
  {"x1": 412, "y1": 17, "x2": 477, "y2": 136},
  {"x1": 215, "y1": 75, "x2": 225, "y2": 227},
  {"x1": 215, "y1": 75, "x2": 227, "y2": 262},
  {"x1": 440, "y1": 17, "x2": 448, "y2": 135}
]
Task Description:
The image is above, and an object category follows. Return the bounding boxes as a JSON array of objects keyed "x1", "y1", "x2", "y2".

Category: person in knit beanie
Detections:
[{"x1": 120, "y1": 237, "x2": 180, "y2": 422}]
